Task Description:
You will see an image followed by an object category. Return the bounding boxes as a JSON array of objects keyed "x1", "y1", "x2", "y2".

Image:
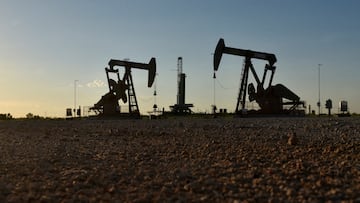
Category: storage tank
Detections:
[{"x1": 339, "y1": 100, "x2": 348, "y2": 112}]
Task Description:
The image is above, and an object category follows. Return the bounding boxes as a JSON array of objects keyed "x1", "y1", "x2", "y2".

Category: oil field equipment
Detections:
[
  {"x1": 338, "y1": 100, "x2": 350, "y2": 117},
  {"x1": 340, "y1": 100, "x2": 348, "y2": 113},
  {"x1": 169, "y1": 57, "x2": 193, "y2": 114},
  {"x1": 325, "y1": 99, "x2": 332, "y2": 116},
  {"x1": 91, "y1": 58, "x2": 156, "y2": 118},
  {"x1": 213, "y1": 38, "x2": 304, "y2": 115}
]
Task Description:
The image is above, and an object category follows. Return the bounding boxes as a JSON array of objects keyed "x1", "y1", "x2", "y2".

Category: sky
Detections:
[{"x1": 1, "y1": 0, "x2": 360, "y2": 117}]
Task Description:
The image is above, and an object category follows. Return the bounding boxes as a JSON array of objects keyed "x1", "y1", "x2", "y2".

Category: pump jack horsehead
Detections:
[
  {"x1": 213, "y1": 38, "x2": 304, "y2": 115},
  {"x1": 92, "y1": 58, "x2": 156, "y2": 118}
]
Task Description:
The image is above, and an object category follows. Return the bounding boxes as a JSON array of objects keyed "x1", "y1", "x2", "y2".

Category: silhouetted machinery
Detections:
[
  {"x1": 91, "y1": 58, "x2": 156, "y2": 118},
  {"x1": 213, "y1": 38, "x2": 304, "y2": 115}
]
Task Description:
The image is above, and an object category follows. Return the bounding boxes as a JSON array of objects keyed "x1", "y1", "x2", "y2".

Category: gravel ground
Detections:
[{"x1": 0, "y1": 117, "x2": 359, "y2": 202}]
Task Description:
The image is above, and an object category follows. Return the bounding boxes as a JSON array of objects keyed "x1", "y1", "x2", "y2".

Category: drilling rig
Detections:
[
  {"x1": 213, "y1": 38, "x2": 304, "y2": 116},
  {"x1": 169, "y1": 57, "x2": 193, "y2": 114},
  {"x1": 91, "y1": 58, "x2": 156, "y2": 118}
]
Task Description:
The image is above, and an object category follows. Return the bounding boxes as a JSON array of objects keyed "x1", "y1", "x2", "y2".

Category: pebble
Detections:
[{"x1": 287, "y1": 132, "x2": 298, "y2": 145}]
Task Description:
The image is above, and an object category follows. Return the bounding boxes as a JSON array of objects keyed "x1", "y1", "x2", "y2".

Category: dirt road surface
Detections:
[{"x1": 0, "y1": 117, "x2": 359, "y2": 202}]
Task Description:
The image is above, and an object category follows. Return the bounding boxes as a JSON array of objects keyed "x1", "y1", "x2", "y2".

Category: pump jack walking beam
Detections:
[
  {"x1": 214, "y1": 38, "x2": 277, "y2": 70},
  {"x1": 108, "y1": 58, "x2": 156, "y2": 88}
]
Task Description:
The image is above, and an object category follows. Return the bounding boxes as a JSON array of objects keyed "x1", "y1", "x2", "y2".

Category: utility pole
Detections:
[{"x1": 317, "y1": 64, "x2": 322, "y2": 116}]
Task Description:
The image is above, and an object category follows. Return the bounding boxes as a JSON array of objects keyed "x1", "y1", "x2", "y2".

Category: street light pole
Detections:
[
  {"x1": 317, "y1": 64, "x2": 322, "y2": 116},
  {"x1": 74, "y1": 80, "x2": 78, "y2": 117}
]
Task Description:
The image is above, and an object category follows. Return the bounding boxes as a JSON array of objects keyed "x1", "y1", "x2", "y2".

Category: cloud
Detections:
[{"x1": 86, "y1": 80, "x2": 106, "y2": 88}]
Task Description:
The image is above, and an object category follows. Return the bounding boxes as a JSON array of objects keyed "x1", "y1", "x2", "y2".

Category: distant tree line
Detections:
[
  {"x1": 1, "y1": 113, "x2": 45, "y2": 120},
  {"x1": 0, "y1": 113, "x2": 13, "y2": 120},
  {"x1": 26, "y1": 113, "x2": 44, "y2": 119}
]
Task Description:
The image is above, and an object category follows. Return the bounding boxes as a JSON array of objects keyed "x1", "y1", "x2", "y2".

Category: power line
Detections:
[{"x1": 215, "y1": 78, "x2": 236, "y2": 90}]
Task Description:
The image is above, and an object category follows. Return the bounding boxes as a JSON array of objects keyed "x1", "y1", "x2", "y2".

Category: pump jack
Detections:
[
  {"x1": 91, "y1": 58, "x2": 156, "y2": 118},
  {"x1": 213, "y1": 38, "x2": 304, "y2": 115}
]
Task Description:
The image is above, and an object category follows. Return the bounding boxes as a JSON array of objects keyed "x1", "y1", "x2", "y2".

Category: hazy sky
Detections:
[{"x1": 1, "y1": 1, "x2": 359, "y2": 117}]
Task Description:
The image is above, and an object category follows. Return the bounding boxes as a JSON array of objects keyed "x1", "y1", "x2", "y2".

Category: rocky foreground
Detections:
[{"x1": 0, "y1": 117, "x2": 359, "y2": 202}]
